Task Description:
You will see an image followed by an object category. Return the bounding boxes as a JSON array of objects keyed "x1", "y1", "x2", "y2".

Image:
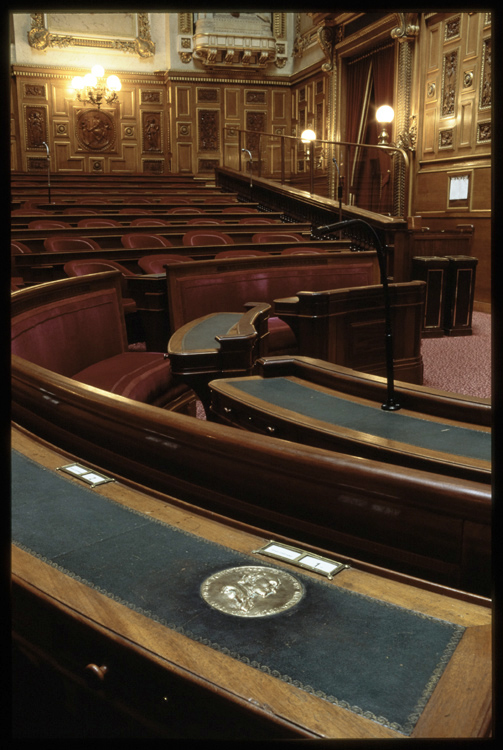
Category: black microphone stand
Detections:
[
  {"x1": 332, "y1": 158, "x2": 343, "y2": 223},
  {"x1": 316, "y1": 218, "x2": 401, "y2": 411},
  {"x1": 42, "y1": 141, "x2": 51, "y2": 203}
]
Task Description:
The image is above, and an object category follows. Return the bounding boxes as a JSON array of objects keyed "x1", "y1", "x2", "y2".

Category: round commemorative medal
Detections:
[{"x1": 200, "y1": 565, "x2": 304, "y2": 618}]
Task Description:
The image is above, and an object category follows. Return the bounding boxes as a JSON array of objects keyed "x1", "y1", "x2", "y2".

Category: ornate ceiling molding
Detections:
[
  {"x1": 177, "y1": 13, "x2": 288, "y2": 70},
  {"x1": 27, "y1": 13, "x2": 155, "y2": 58}
]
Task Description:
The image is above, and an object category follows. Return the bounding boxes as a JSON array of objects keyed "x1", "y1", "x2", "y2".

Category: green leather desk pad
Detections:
[
  {"x1": 219, "y1": 377, "x2": 490, "y2": 463},
  {"x1": 180, "y1": 313, "x2": 243, "y2": 351},
  {"x1": 12, "y1": 450, "x2": 465, "y2": 736}
]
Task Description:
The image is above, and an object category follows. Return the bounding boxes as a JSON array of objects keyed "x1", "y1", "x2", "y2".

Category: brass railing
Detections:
[{"x1": 222, "y1": 127, "x2": 410, "y2": 221}]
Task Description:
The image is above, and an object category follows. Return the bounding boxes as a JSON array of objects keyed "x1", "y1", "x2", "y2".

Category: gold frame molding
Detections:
[{"x1": 28, "y1": 12, "x2": 155, "y2": 59}]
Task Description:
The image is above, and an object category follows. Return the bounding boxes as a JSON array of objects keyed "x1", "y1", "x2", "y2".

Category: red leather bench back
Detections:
[{"x1": 172, "y1": 261, "x2": 376, "y2": 331}]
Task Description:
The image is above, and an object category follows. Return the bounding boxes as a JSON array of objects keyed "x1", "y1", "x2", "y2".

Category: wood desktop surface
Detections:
[{"x1": 11, "y1": 425, "x2": 492, "y2": 739}]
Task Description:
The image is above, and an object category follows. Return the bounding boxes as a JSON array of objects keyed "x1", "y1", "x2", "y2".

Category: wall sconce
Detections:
[
  {"x1": 376, "y1": 106, "x2": 394, "y2": 145},
  {"x1": 71, "y1": 65, "x2": 121, "y2": 109}
]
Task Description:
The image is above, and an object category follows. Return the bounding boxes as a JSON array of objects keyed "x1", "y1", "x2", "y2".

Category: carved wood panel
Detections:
[
  {"x1": 12, "y1": 66, "x2": 168, "y2": 173},
  {"x1": 422, "y1": 12, "x2": 491, "y2": 161}
]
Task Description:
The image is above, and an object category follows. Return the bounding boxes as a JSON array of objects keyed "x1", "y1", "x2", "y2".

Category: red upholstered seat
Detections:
[
  {"x1": 11, "y1": 277, "x2": 188, "y2": 408},
  {"x1": 281, "y1": 246, "x2": 327, "y2": 254},
  {"x1": 222, "y1": 206, "x2": 258, "y2": 213},
  {"x1": 78, "y1": 198, "x2": 110, "y2": 204},
  {"x1": 138, "y1": 254, "x2": 190, "y2": 273},
  {"x1": 64, "y1": 259, "x2": 137, "y2": 314},
  {"x1": 77, "y1": 218, "x2": 123, "y2": 227},
  {"x1": 119, "y1": 208, "x2": 153, "y2": 215},
  {"x1": 159, "y1": 197, "x2": 191, "y2": 204},
  {"x1": 252, "y1": 232, "x2": 304, "y2": 243},
  {"x1": 121, "y1": 233, "x2": 173, "y2": 249},
  {"x1": 268, "y1": 316, "x2": 298, "y2": 355},
  {"x1": 187, "y1": 218, "x2": 224, "y2": 225},
  {"x1": 28, "y1": 219, "x2": 72, "y2": 230},
  {"x1": 72, "y1": 351, "x2": 187, "y2": 407},
  {"x1": 126, "y1": 197, "x2": 152, "y2": 203},
  {"x1": 167, "y1": 207, "x2": 204, "y2": 214},
  {"x1": 12, "y1": 208, "x2": 49, "y2": 215},
  {"x1": 204, "y1": 196, "x2": 236, "y2": 203},
  {"x1": 11, "y1": 240, "x2": 32, "y2": 255},
  {"x1": 238, "y1": 217, "x2": 277, "y2": 224},
  {"x1": 44, "y1": 236, "x2": 102, "y2": 252},
  {"x1": 214, "y1": 249, "x2": 268, "y2": 259},
  {"x1": 182, "y1": 230, "x2": 234, "y2": 246},
  {"x1": 130, "y1": 218, "x2": 172, "y2": 226},
  {"x1": 63, "y1": 208, "x2": 98, "y2": 215}
]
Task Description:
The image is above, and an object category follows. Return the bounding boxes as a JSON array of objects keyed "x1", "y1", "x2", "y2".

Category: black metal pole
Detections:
[
  {"x1": 42, "y1": 141, "x2": 51, "y2": 203},
  {"x1": 315, "y1": 218, "x2": 401, "y2": 411}
]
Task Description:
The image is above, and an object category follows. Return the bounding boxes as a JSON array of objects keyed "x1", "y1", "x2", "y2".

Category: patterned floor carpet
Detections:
[{"x1": 420, "y1": 312, "x2": 491, "y2": 399}]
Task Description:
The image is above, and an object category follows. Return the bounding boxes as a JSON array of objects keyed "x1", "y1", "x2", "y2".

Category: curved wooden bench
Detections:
[{"x1": 11, "y1": 272, "x2": 189, "y2": 409}]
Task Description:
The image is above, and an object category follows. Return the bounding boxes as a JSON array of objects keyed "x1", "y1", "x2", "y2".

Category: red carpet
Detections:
[{"x1": 420, "y1": 312, "x2": 491, "y2": 399}]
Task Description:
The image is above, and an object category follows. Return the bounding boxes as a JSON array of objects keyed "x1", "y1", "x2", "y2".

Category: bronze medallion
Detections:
[
  {"x1": 200, "y1": 565, "x2": 304, "y2": 618},
  {"x1": 76, "y1": 109, "x2": 115, "y2": 152}
]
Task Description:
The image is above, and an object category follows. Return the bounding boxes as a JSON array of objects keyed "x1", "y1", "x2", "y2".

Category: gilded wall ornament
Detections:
[
  {"x1": 198, "y1": 109, "x2": 219, "y2": 151},
  {"x1": 317, "y1": 25, "x2": 336, "y2": 72},
  {"x1": 192, "y1": 13, "x2": 280, "y2": 70},
  {"x1": 28, "y1": 13, "x2": 155, "y2": 58},
  {"x1": 480, "y1": 38, "x2": 491, "y2": 110},
  {"x1": 441, "y1": 50, "x2": 458, "y2": 117},
  {"x1": 445, "y1": 16, "x2": 461, "y2": 40},
  {"x1": 391, "y1": 13, "x2": 420, "y2": 41},
  {"x1": 439, "y1": 128, "x2": 454, "y2": 149},
  {"x1": 477, "y1": 122, "x2": 491, "y2": 143}
]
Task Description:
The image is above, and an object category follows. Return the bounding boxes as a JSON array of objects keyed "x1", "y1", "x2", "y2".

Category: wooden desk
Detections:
[
  {"x1": 209, "y1": 355, "x2": 491, "y2": 484},
  {"x1": 11, "y1": 425, "x2": 492, "y2": 739},
  {"x1": 167, "y1": 304, "x2": 271, "y2": 412},
  {"x1": 273, "y1": 280, "x2": 426, "y2": 384}
]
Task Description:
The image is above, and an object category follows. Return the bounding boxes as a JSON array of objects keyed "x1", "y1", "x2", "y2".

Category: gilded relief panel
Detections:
[
  {"x1": 24, "y1": 105, "x2": 48, "y2": 149},
  {"x1": 75, "y1": 109, "x2": 116, "y2": 153},
  {"x1": 142, "y1": 159, "x2": 165, "y2": 174},
  {"x1": 198, "y1": 109, "x2": 220, "y2": 151},
  {"x1": 441, "y1": 48, "x2": 458, "y2": 118},
  {"x1": 479, "y1": 38, "x2": 491, "y2": 111},
  {"x1": 245, "y1": 110, "x2": 266, "y2": 152},
  {"x1": 142, "y1": 111, "x2": 162, "y2": 153}
]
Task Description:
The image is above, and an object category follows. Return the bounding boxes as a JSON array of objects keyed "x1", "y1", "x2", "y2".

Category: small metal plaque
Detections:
[
  {"x1": 200, "y1": 565, "x2": 304, "y2": 618},
  {"x1": 254, "y1": 541, "x2": 349, "y2": 579},
  {"x1": 57, "y1": 463, "x2": 115, "y2": 487}
]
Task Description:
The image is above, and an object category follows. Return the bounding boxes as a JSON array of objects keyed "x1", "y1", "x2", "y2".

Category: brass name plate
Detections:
[{"x1": 254, "y1": 541, "x2": 349, "y2": 579}]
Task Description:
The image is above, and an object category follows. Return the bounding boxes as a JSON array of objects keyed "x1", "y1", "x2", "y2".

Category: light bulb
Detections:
[
  {"x1": 107, "y1": 75, "x2": 121, "y2": 92},
  {"x1": 91, "y1": 64, "x2": 105, "y2": 79},
  {"x1": 83, "y1": 73, "x2": 97, "y2": 88},
  {"x1": 301, "y1": 129, "x2": 316, "y2": 143},
  {"x1": 71, "y1": 76, "x2": 84, "y2": 91},
  {"x1": 376, "y1": 105, "x2": 394, "y2": 124}
]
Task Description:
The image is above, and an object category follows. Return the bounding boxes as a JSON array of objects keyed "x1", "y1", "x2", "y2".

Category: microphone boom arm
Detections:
[{"x1": 316, "y1": 218, "x2": 401, "y2": 411}]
